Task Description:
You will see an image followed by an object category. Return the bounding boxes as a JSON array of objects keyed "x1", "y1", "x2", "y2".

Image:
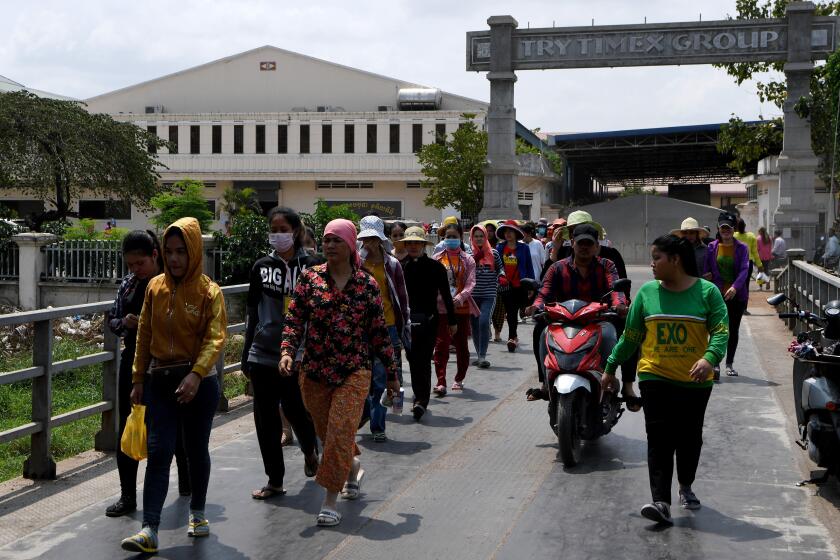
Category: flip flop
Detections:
[
  {"x1": 525, "y1": 388, "x2": 549, "y2": 402},
  {"x1": 304, "y1": 453, "x2": 320, "y2": 478},
  {"x1": 622, "y1": 395, "x2": 643, "y2": 412},
  {"x1": 340, "y1": 468, "x2": 365, "y2": 500},
  {"x1": 316, "y1": 508, "x2": 342, "y2": 527},
  {"x1": 251, "y1": 485, "x2": 287, "y2": 500}
]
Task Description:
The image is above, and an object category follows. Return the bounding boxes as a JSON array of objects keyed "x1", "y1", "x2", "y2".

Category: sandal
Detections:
[
  {"x1": 304, "y1": 452, "x2": 319, "y2": 478},
  {"x1": 340, "y1": 468, "x2": 365, "y2": 500},
  {"x1": 316, "y1": 508, "x2": 342, "y2": 527},
  {"x1": 525, "y1": 388, "x2": 548, "y2": 401},
  {"x1": 433, "y1": 384, "x2": 447, "y2": 397},
  {"x1": 251, "y1": 485, "x2": 287, "y2": 500},
  {"x1": 451, "y1": 381, "x2": 464, "y2": 391},
  {"x1": 507, "y1": 338, "x2": 518, "y2": 353},
  {"x1": 281, "y1": 429, "x2": 295, "y2": 447}
]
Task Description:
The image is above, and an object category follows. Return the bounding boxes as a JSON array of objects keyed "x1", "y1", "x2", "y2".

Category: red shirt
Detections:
[{"x1": 503, "y1": 245, "x2": 520, "y2": 288}]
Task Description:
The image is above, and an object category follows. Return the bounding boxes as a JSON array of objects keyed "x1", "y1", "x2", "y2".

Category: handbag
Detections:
[{"x1": 120, "y1": 404, "x2": 147, "y2": 461}]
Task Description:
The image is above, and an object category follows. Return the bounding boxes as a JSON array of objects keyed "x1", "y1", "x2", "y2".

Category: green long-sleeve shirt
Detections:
[{"x1": 605, "y1": 279, "x2": 729, "y2": 388}]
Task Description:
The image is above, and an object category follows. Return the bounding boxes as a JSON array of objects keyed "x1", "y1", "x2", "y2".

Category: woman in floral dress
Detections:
[{"x1": 279, "y1": 219, "x2": 399, "y2": 527}]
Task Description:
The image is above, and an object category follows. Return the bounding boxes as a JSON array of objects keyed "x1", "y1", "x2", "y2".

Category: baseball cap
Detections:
[{"x1": 572, "y1": 224, "x2": 599, "y2": 244}]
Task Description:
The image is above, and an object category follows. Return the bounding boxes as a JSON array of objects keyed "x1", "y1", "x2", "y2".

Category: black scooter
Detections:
[{"x1": 767, "y1": 292, "x2": 840, "y2": 484}]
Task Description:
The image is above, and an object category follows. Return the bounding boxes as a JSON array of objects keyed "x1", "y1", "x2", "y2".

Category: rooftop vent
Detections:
[{"x1": 145, "y1": 105, "x2": 165, "y2": 114}]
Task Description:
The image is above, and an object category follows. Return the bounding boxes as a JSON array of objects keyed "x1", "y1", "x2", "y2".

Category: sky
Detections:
[{"x1": 0, "y1": 0, "x2": 783, "y2": 133}]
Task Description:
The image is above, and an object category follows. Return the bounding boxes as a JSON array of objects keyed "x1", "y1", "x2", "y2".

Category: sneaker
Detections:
[
  {"x1": 725, "y1": 366, "x2": 739, "y2": 377},
  {"x1": 679, "y1": 487, "x2": 701, "y2": 510},
  {"x1": 433, "y1": 384, "x2": 447, "y2": 397},
  {"x1": 507, "y1": 339, "x2": 518, "y2": 353},
  {"x1": 471, "y1": 358, "x2": 480, "y2": 366},
  {"x1": 640, "y1": 501, "x2": 673, "y2": 525},
  {"x1": 479, "y1": 359, "x2": 491, "y2": 369},
  {"x1": 105, "y1": 496, "x2": 136, "y2": 517},
  {"x1": 412, "y1": 404, "x2": 426, "y2": 421},
  {"x1": 743, "y1": 309, "x2": 751, "y2": 316},
  {"x1": 121, "y1": 526, "x2": 158, "y2": 553},
  {"x1": 188, "y1": 511, "x2": 210, "y2": 538},
  {"x1": 372, "y1": 431, "x2": 388, "y2": 442}
]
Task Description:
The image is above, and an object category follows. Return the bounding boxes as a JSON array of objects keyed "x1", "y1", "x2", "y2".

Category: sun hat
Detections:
[
  {"x1": 496, "y1": 219, "x2": 524, "y2": 240},
  {"x1": 561, "y1": 210, "x2": 604, "y2": 240},
  {"x1": 670, "y1": 217, "x2": 709, "y2": 238},
  {"x1": 479, "y1": 219, "x2": 499, "y2": 230},
  {"x1": 357, "y1": 215, "x2": 393, "y2": 252},
  {"x1": 395, "y1": 226, "x2": 432, "y2": 247},
  {"x1": 442, "y1": 216, "x2": 459, "y2": 226},
  {"x1": 572, "y1": 223, "x2": 600, "y2": 244}
]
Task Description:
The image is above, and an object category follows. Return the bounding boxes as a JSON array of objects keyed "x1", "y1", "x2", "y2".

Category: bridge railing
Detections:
[
  {"x1": 775, "y1": 250, "x2": 840, "y2": 330},
  {"x1": 0, "y1": 284, "x2": 248, "y2": 480}
]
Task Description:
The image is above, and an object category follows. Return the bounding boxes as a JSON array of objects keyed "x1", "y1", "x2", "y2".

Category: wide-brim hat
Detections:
[
  {"x1": 496, "y1": 219, "x2": 524, "y2": 240},
  {"x1": 479, "y1": 219, "x2": 500, "y2": 230},
  {"x1": 670, "y1": 217, "x2": 708, "y2": 238},
  {"x1": 562, "y1": 210, "x2": 604, "y2": 240},
  {"x1": 358, "y1": 215, "x2": 392, "y2": 250},
  {"x1": 395, "y1": 226, "x2": 432, "y2": 247}
]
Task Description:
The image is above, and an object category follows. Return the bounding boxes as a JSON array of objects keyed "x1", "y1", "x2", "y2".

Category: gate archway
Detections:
[{"x1": 468, "y1": 1, "x2": 838, "y2": 250}]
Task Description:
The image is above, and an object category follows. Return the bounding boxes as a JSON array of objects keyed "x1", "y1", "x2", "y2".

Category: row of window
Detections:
[{"x1": 147, "y1": 123, "x2": 449, "y2": 155}]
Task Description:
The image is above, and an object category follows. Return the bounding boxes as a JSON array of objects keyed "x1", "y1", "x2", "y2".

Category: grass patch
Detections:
[{"x1": 0, "y1": 335, "x2": 250, "y2": 483}]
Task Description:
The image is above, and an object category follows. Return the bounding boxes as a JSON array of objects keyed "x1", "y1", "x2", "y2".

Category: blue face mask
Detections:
[{"x1": 444, "y1": 238, "x2": 461, "y2": 250}]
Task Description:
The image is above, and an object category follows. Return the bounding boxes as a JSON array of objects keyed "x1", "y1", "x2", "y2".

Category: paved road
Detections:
[{"x1": 0, "y1": 267, "x2": 837, "y2": 559}]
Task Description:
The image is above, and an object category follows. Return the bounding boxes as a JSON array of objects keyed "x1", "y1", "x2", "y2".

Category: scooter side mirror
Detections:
[
  {"x1": 767, "y1": 293, "x2": 787, "y2": 306},
  {"x1": 520, "y1": 278, "x2": 541, "y2": 292},
  {"x1": 612, "y1": 278, "x2": 631, "y2": 293}
]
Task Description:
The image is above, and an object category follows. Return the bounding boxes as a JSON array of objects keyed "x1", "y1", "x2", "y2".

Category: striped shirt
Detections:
[{"x1": 473, "y1": 249, "x2": 504, "y2": 299}]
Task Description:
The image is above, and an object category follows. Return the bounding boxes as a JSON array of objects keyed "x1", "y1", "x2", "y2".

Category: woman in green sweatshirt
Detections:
[{"x1": 603, "y1": 234, "x2": 729, "y2": 526}]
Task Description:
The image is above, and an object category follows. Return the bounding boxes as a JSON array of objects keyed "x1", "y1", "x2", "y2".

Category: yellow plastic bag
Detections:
[{"x1": 120, "y1": 404, "x2": 147, "y2": 461}]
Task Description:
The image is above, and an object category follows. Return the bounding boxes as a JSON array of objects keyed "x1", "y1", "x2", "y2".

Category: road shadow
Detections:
[
  {"x1": 453, "y1": 387, "x2": 496, "y2": 402},
  {"x1": 298, "y1": 512, "x2": 421, "y2": 540},
  {"x1": 357, "y1": 438, "x2": 433, "y2": 456},
  {"x1": 124, "y1": 533, "x2": 251, "y2": 560},
  {"x1": 555, "y1": 432, "x2": 648, "y2": 474},
  {"x1": 720, "y1": 375, "x2": 780, "y2": 387},
  {"x1": 638, "y1": 505, "x2": 784, "y2": 542}
]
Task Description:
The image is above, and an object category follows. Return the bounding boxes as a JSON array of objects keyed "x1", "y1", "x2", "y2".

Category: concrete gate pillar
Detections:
[
  {"x1": 13, "y1": 232, "x2": 57, "y2": 310},
  {"x1": 480, "y1": 16, "x2": 520, "y2": 220},
  {"x1": 774, "y1": 2, "x2": 820, "y2": 255}
]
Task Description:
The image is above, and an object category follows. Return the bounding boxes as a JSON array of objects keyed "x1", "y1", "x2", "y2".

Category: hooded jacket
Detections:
[
  {"x1": 132, "y1": 217, "x2": 227, "y2": 383},
  {"x1": 704, "y1": 238, "x2": 750, "y2": 303}
]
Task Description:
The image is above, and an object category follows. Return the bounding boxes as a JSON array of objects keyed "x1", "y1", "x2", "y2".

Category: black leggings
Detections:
[
  {"x1": 501, "y1": 286, "x2": 525, "y2": 340},
  {"x1": 725, "y1": 298, "x2": 746, "y2": 367},
  {"x1": 641, "y1": 380, "x2": 712, "y2": 504}
]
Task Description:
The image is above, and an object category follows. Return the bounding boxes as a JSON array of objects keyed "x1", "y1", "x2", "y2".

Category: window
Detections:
[
  {"x1": 322, "y1": 124, "x2": 332, "y2": 154},
  {"x1": 255, "y1": 124, "x2": 266, "y2": 154},
  {"x1": 190, "y1": 125, "x2": 200, "y2": 154},
  {"x1": 406, "y1": 181, "x2": 422, "y2": 188},
  {"x1": 78, "y1": 200, "x2": 132, "y2": 220},
  {"x1": 412, "y1": 123, "x2": 423, "y2": 153},
  {"x1": 366, "y1": 124, "x2": 377, "y2": 153},
  {"x1": 278, "y1": 125, "x2": 288, "y2": 153},
  {"x1": 435, "y1": 123, "x2": 446, "y2": 145},
  {"x1": 300, "y1": 124, "x2": 310, "y2": 154},
  {"x1": 168, "y1": 126, "x2": 178, "y2": 153},
  {"x1": 212, "y1": 125, "x2": 222, "y2": 154},
  {"x1": 344, "y1": 124, "x2": 354, "y2": 153},
  {"x1": 316, "y1": 181, "x2": 373, "y2": 189},
  {"x1": 233, "y1": 125, "x2": 244, "y2": 154},
  {"x1": 389, "y1": 124, "x2": 399, "y2": 153},
  {"x1": 147, "y1": 125, "x2": 157, "y2": 154},
  {"x1": 207, "y1": 200, "x2": 217, "y2": 219}
]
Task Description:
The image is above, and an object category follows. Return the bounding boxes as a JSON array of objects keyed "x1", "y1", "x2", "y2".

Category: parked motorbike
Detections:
[
  {"x1": 767, "y1": 292, "x2": 840, "y2": 483},
  {"x1": 531, "y1": 277, "x2": 631, "y2": 467}
]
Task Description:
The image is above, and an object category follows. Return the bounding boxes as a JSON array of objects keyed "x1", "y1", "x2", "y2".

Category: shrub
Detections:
[
  {"x1": 150, "y1": 179, "x2": 215, "y2": 232},
  {"x1": 300, "y1": 199, "x2": 358, "y2": 244},
  {"x1": 212, "y1": 211, "x2": 269, "y2": 285}
]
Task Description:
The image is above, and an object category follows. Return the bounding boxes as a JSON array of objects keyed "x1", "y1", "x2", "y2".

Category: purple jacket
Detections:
[{"x1": 704, "y1": 239, "x2": 750, "y2": 302}]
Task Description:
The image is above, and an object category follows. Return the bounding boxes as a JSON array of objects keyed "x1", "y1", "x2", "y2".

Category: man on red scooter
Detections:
[{"x1": 525, "y1": 224, "x2": 628, "y2": 401}]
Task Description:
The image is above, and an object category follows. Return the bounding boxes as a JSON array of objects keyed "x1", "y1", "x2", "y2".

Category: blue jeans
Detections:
[
  {"x1": 142, "y1": 372, "x2": 219, "y2": 529},
  {"x1": 365, "y1": 326, "x2": 401, "y2": 434},
  {"x1": 470, "y1": 296, "x2": 496, "y2": 359}
]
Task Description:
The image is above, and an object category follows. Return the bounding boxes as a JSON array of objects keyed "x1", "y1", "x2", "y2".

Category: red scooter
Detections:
[{"x1": 533, "y1": 278, "x2": 630, "y2": 467}]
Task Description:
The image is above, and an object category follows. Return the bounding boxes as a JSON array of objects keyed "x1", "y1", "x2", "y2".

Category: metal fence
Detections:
[
  {"x1": 0, "y1": 242, "x2": 18, "y2": 280},
  {"x1": 776, "y1": 256, "x2": 840, "y2": 330},
  {"x1": 0, "y1": 284, "x2": 248, "y2": 480},
  {"x1": 43, "y1": 240, "x2": 127, "y2": 282}
]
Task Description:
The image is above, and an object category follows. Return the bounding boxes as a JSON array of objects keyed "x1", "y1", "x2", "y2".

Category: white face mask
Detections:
[{"x1": 269, "y1": 232, "x2": 294, "y2": 253}]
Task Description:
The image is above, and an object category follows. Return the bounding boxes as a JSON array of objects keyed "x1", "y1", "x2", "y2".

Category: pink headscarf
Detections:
[{"x1": 324, "y1": 218, "x2": 361, "y2": 267}]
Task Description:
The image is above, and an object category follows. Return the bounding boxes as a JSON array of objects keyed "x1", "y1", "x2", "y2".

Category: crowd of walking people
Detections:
[{"x1": 107, "y1": 205, "x2": 774, "y2": 552}]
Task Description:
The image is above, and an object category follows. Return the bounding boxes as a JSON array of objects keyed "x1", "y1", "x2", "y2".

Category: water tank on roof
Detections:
[{"x1": 398, "y1": 88, "x2": 442, "y2": 110}]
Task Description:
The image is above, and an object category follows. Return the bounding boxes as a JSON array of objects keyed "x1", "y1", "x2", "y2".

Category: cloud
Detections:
[{"x1": 0, "y1": 0, "x2": 778, "y2": 131}]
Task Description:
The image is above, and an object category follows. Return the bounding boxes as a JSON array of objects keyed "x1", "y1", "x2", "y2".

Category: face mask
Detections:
[
  {"x1": 537, "y1": 227, "x2": 547, "y2": 237},
  {"x1": 269, "y1": 232, "x2": 294, "y2": 253},
  {"x1": 444, "y1": 238, "x2": 461, "y2": 250}
]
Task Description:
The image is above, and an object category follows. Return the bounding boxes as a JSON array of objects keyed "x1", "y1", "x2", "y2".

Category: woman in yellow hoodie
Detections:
[{"x1": 121, "y1": 217, "x2": 227, "y2": 554}]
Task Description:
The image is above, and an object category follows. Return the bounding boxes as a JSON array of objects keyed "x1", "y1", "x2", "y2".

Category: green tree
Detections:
[
  {"x1": 716, "y1": 1, "x2": 840, "y2": 181},
  {"x1": 300, "y1": 199, "x2": 358, "y2": 244},
  {"x1": 212, "y1": 211, "x2": 268, "y2": 285},
  {"x1": 150, "y1": 179, "x2": 215, "y2": 232},
  {"x1": 220, "y1": 186, "x2": 262, "y2": 218},
  {"x1": 417, "y1": 116, "x2": 488, "y2": 218},
  {"x1": 0, "y1": 91, "x2": 168, "y2": 231}
]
